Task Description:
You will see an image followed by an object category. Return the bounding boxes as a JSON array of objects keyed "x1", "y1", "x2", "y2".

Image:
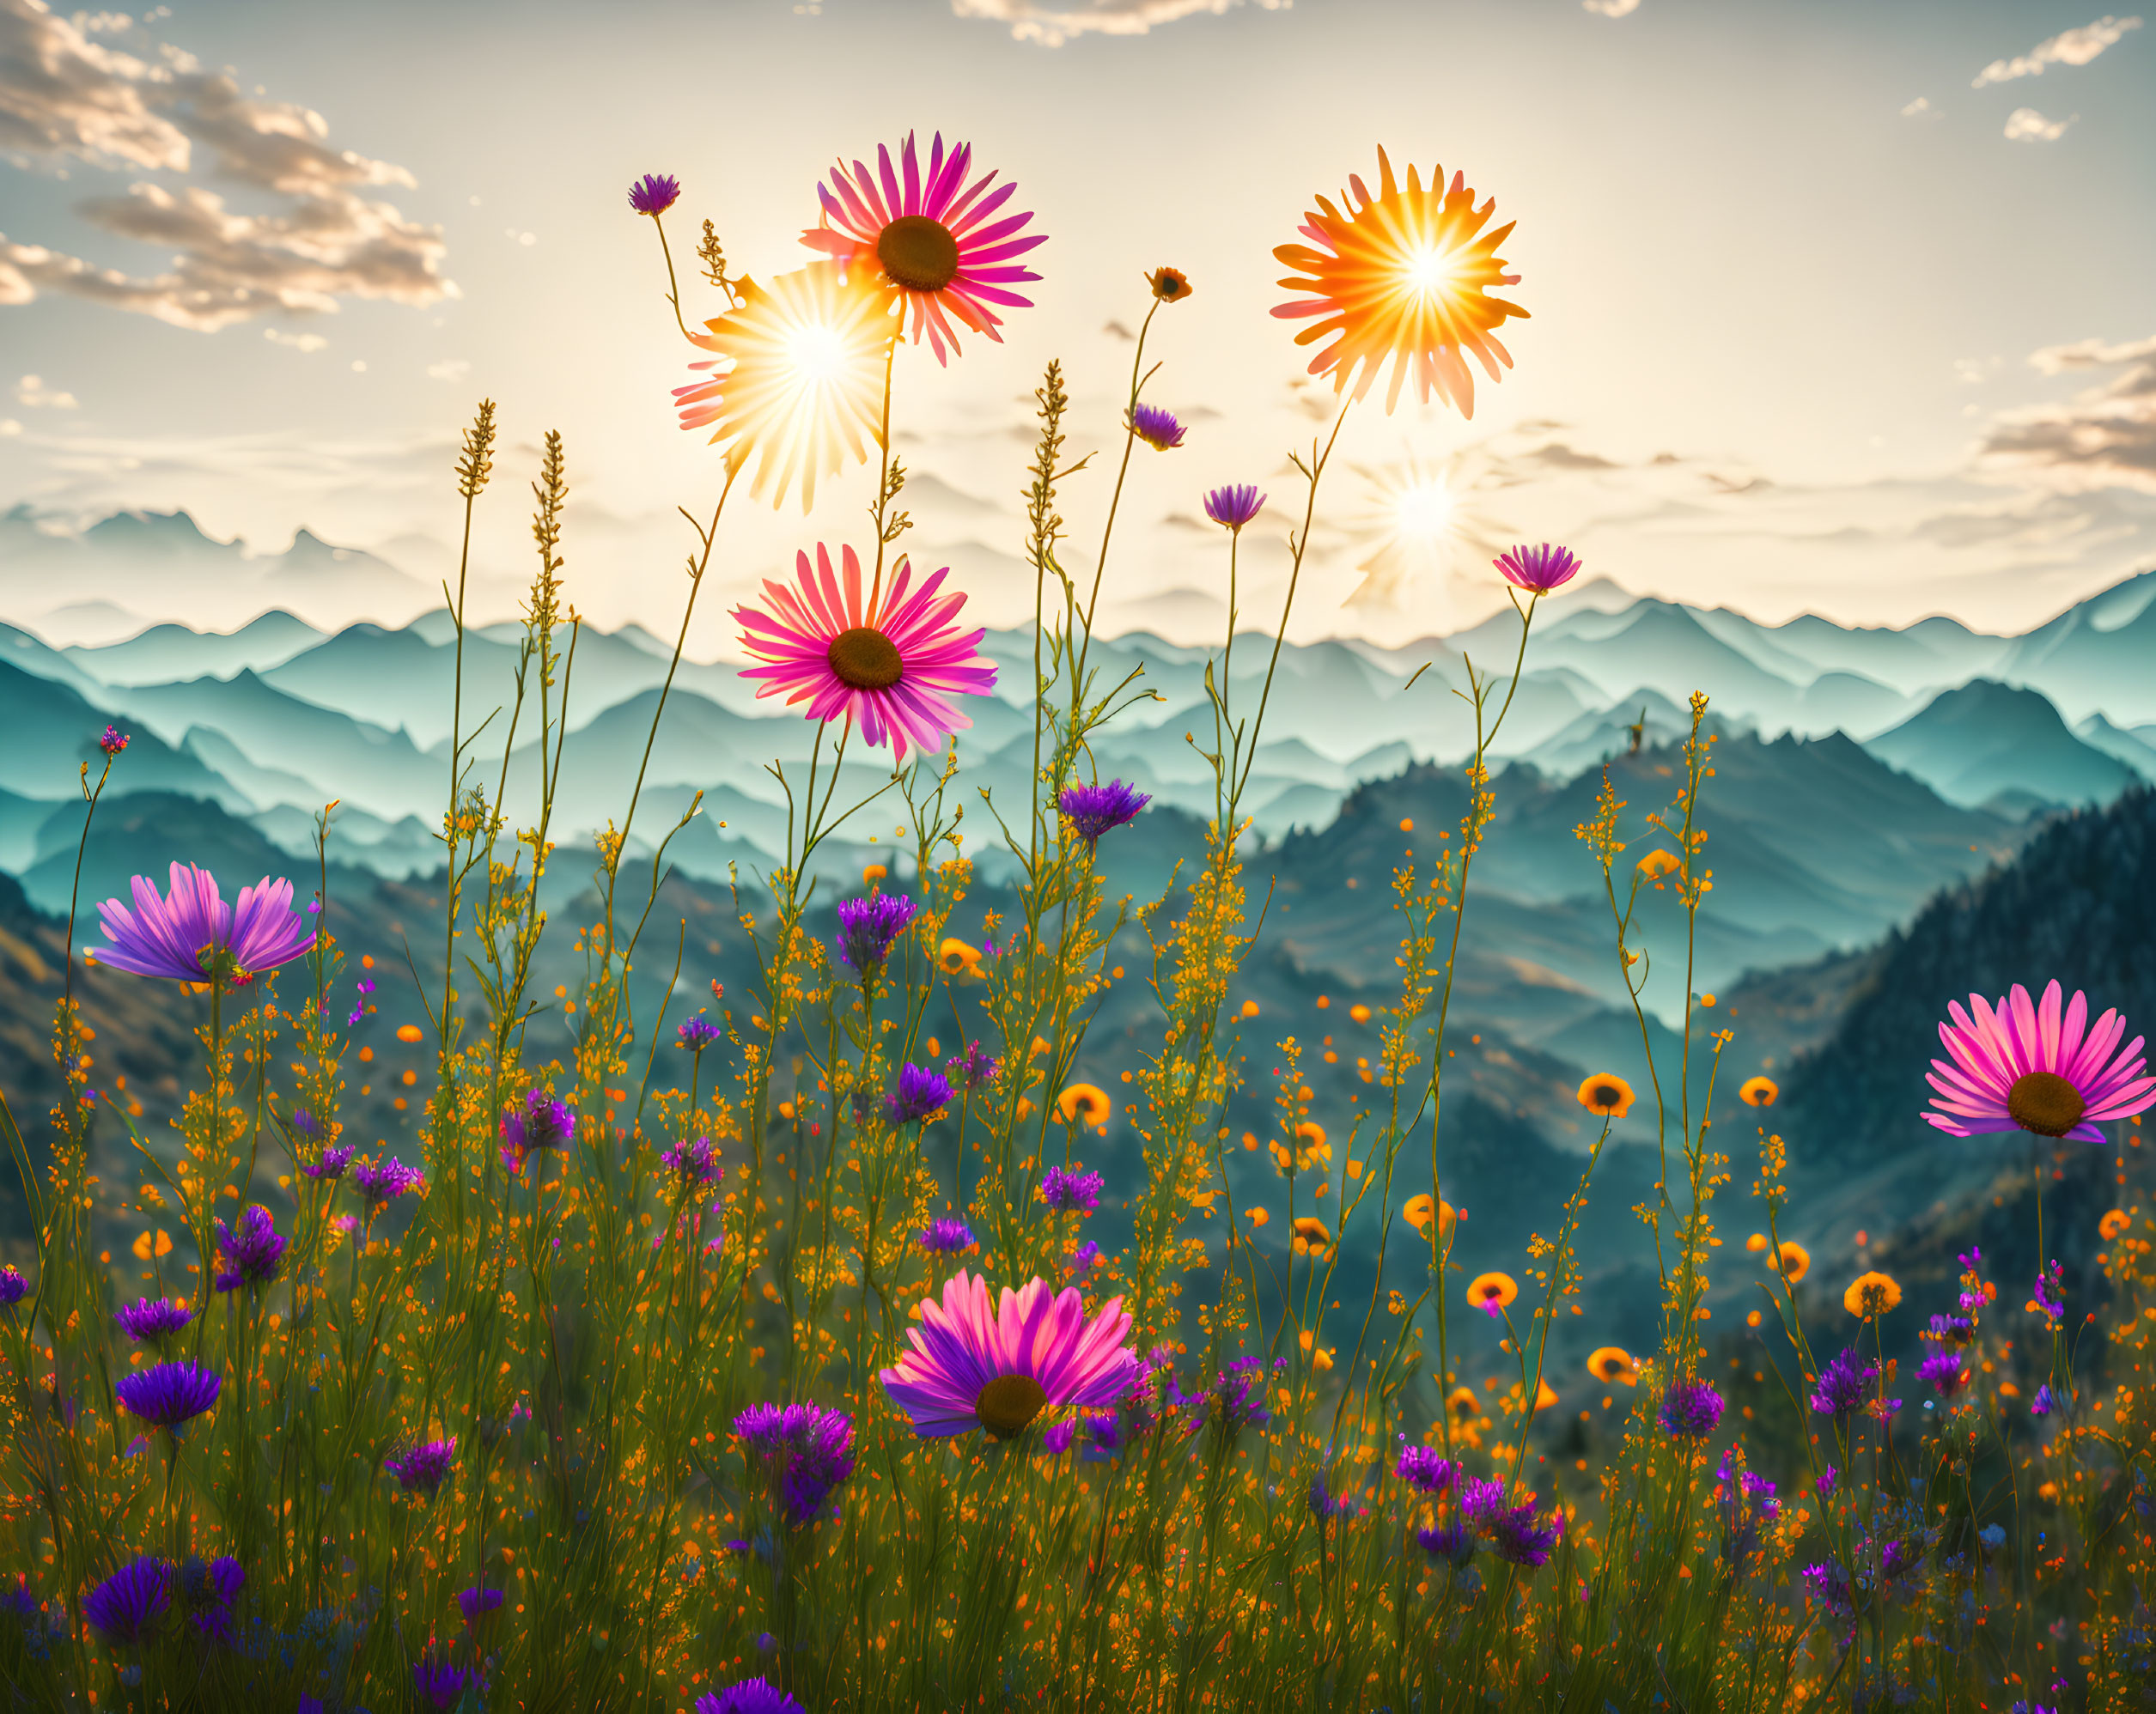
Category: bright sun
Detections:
[
  {"x1": 1392, "y1": 476, "x2": 1456, "y2": 544},
  {"x1": 783, "y1": 322, "x2": 849, "y2": 386}
]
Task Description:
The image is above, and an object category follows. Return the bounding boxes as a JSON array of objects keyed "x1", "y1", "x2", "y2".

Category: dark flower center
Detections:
[
  {"x1": 1589, "y1": 1083, "x2": 1623, "y2": 1109},
  {"x1": 828, "y1": 626, "x2": 904, "y2": 691},
  {"x1": 975, "y1": 1373, "x2": 1049, "y2": 1441},
  {"x1": 2007, "y1": 1070, "x2": 2086, "y2": 1138},
  {"x1": 877, "y1": 216, "x2": 960, "y2": 293}
]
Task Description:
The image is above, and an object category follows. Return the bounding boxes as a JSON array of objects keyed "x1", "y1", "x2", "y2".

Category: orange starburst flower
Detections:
[
  {"x1": 674, "y1": 262, "x2": 894, "y2": 511},
  {"x1": 1057, "y1": 1083, "x2": 1111, "y2": 1129},
  {"x1": 1577, "y1": 1073, "x2": 1635, "y2": 1119},
  {"x1": 1587, "y1": 1346, "x2": 1640, "y2": 1385},
  {"x1": 1740, "y1": 1075, "x2": 1780, "y2": 1108},
  {"x1": 1467, "y1": 1272, "x2": 1518, "y2": 1315},
  {"x1": 1772, "y1": 1241, "x2": 1811, "y2": 1284},
  {"x1": 2101, "y1": 1208, "x2": 2131, "y2": 1240},
  {"x1": 1843, "y1": 1269, "x2": 1902, "y2": 1320},
  {"x1": 1272, "y1": 149, "x2": 1526, "y2": 417}
]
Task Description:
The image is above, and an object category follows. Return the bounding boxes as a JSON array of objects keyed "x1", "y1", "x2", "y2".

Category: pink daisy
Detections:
[
  {"x1": 93, "y1": 862, "x2": 315, "y2": 987},
  {"x1": 801, "y1": 131, "x2": 1045, "y2": 364},
  {"x1": 734, "y1": 544, "x2": 996, "y2": 765},
  {"x1": 1923, "y1": 979, "x2": 2155, "y2": 1144},
  {"x1": 1493, "y1": 543, "x2": 1581, "y2": 595},
  {"x1": 880, "y1": 1269, "x2": 1138, "y2": 1441}
]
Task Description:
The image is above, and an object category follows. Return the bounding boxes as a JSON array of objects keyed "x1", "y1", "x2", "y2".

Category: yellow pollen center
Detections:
[
  {"x1": 975, "y1": 1373, "x2": 1049, "y2": 1441},
  {"x1": 827, "y1": 627, "x2": 903, "y2": 691},
  {"x1": 877, "y1": 216, "x2": 960, "y2": 294},
  {"x1": 2007, "y1": 1070, "x2": 2086, "y2": 1138}
]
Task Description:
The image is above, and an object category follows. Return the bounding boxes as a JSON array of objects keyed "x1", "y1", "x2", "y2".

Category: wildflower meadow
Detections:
[{"x1": 5, "y1": 136, "x2": 2156, "y2": 1714}]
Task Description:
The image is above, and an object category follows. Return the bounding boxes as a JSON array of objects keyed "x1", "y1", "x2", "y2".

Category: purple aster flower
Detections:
[
  {"x1": 459, "y1": 1586, "x2": 503, "y2": 1624},
  {"x1": 351, "y1": 1154, "x2": 425, "y2": 1206},
  {"x1": 884, "y1": 1062, "x2": 951, "y2": 1127},
  {"x1": 1816, "y1": 1465, "x2": 1838, "y2": 1497},
  {"x1": 1038, "y1": 1165, "x2": 1104, "y2": 1214},
  {"x1": 1416, "y1": 1522, "x2": 1476, "y2": 1566},
  {"x1": 1808, "y1": 1346, "x2": 1881, "y2": 1420},
  {"x1": 413, "y1": 1652, "x2": 472, "y2": 1710},
  {"x1": 180, "y1": 1555, "x2": 242, "y2": 1641},
  {"x1": 1069, "y1": 1240, "x2": 1100, "y2": 1280},
  {"x1": 1920, "y1": 1351, "x2": 1970, "y2": 1400},
  {"x1": 82, "y1": 1557, "x2": 170, "y2": 1644},
  {"x1": 2032, "y1": 1261, "x2": 2065, "y2": 1320},
  {"x1": 1492, "y1": 543, "x2": 1582, "y2": 595},
  {"x1": 1397, "y1": 1445, "x2": 1456, "y2": 1495},
  {"x1": 290, "y1": 1108, "x2": 318, "y2": 1140},
  {"x1": 1800, "y1": 1559, "x2": 1855, "y2": 1620},
  {"x1": 836, "y1": 893, "x2": 917, "y2": 973},
  {"x1": 1058, "y1": 780, "x2": 1152, "y2": 850},
  {"x1": 94, "y1": 862, "x2": 316, "y2": 987},
  {"x1": 1129, "y1": 403, "x2": 1185, "y2": 451},
  {"x1": 678, "y1": 1012, "x2": 723, "y2": 1050},
  {"x1": 1202, "y1": 483, "x2": 1265, "y2": 532},
  {"x1": 0, "y1": 1265, "x2": 24, "y2": 1306},
  {"x1": 301, "y1": 1143, "x2": 355, "y2": 1181},
  {"x1": 1456, "y1": 1475, "x2": 1507, "y2": 1523},
  {"x1": 662, "y1": 1135, "x2": 721, "y2": 1188},
  {"x1": 214, "y1": 1204, "x2": 287, "y2": 1293},
  {"x1": 2031, "y1": 1382, "x2": 2061, "y2": 1417},
  {"x1": 98, "y1": 725, "x2": 130, "y2": 757},
  {"x1": 1927, "y1": 1313, "x2": 1975, "y2": 1346},
  {"x1": 116, "y1": 1360, "x2": 221, "y2": 1429},
  {"x1": 918, "y1": 1218, "x2": 978, "y2": 1255},
  {"x1": 1658, "y1": 1377, "x2": 1725, "y2": 1439},
  {"x1": 1042, "y1": 1418, "x2": 1076, "y2": 1454},
  {"x1": 947, "y1": 1040, "x2": 999, "y2": 1091},
  {"x1": 1484, "y1": 1497, "x2": 1564, "y2": 1567},
  {"x1": 628, "y1": 173, "x2": 681, "y2": 216},
  {"x1": 385, "y1": 1437, "x2": 458, "y2": 1496},
  {"x1": 695, "y1": 1677, "x2": 807, "y2": 1714},
  {"x1": 115, "y1": 1297, "x2": 193, "y2": 1346},
  {"x1": 734, "y1": 1402, "x2": 856, "y2": 1527}
]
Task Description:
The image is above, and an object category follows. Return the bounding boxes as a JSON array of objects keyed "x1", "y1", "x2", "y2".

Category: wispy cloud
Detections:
[
  {"x1": 1972, "y1": 14, "x2": 2141, "y2": 86},
  {"x1": 1581, "y1": 0, "x2": 1641, "y2": 17},
  {"x1": 1978, "y1": 332, "x2": 2156, "y2": 493},
  {"x1": 0, "y1": 0, "x2": 452, "y2": 330},
  {"x1": 1899, "y1": 95, "x2": 1937, "y2": 119},
  {"x1": 14, "y1": 373, "x2": 74, "y2": 407},
  {"x1": 2002, "y1": 107, "x2": 2075, "y2": 141},
  {"x1": 949, "y1": 0, "x2": 1288, "y2": 46}
]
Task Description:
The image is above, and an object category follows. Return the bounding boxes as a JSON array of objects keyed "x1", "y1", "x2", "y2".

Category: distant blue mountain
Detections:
[{"x1": 1863, "y1": 679, "x2": 2138, "y2": 811}]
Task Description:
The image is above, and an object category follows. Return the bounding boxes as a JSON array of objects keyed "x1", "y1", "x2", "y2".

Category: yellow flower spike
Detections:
[
  {"x1": 1466, "y1": 1272, "x2": 1518, "y2": 1314},
  {"x1": 1842, "y1": 1269, "x2": 1901, "y2": 1320},
  {"x1": 1772, "y1": 1242, "x2": 1811, "y2": 1284},
  {"x1": 1056, "y1": 1083, "x2": 1111, "y2": 1130},
  {"x1": 1587, "y1": 1346, "x2": 1639, "y2": 1386},
  {"x1": 1739, "y1": 1075, "x2": 1779, "y2": 1108},
  {"x1": 1575, "y1": 1073, "x2": 1635, "y2": 1119}
]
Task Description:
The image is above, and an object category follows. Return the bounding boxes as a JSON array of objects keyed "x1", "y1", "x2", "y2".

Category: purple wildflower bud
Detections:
[
  {"x1": 1484, "y1": 1497, "x2": 1563, "y2": 1567},
  {"x1": 1308, "y1": 1475, "x2": 1353, "y2": 1520},
  {"x1": 301, "y1": 1142, "x2": 355, "y2": 1181},
  {"x1": 1042, "y1": 1418, "x2": 1076, "y2": 1455},
  {"x1": 1202, "y1": 483, "x2": 1265, "y2": 531},
  {"x1": 290, "y1": 1109, "x2": 319, "y2": 1140},
  {"x1": 1808, "y1": 1346, "x2": 1880, "y2": 1419},
  {"x1": 213, "y1": 1204, "x2": 286, "y2": 1293},
  {"x1": 678, "y1": 1012, "x2": 723, "y2": 1050},
  {"x1": 1657, "y1": 1378, "x2": 1725, "y2": 1439},
  {"x1": 1927, "y1": 1313, "x2": 1974, "y2": 1346},
  {"x1": 695, "y1": 1678, "x2": 807, "y2": 1714},
  {"x1": 0, "y1": 1265, "x2": 25, "y2": 1306},
  {"x1": 115, "y1": 1359, "x2": 221, "y2": 1429},
  {"x1": 82, "y1": 1557, "x2": 170, "y2": 1644},
  {"x1": 351, "y1": 1154, "x2": 424, "y2": 1206},
  {"x1": 115, "y1": 1297, "x2": 192, "y2": 1345},
  {"x1": 918, "y1": 1218, "x2": 977, "y2": 1255},
  {"x1": 3, "y1": 1578, "x2": 34, "y2": 1617},
  {"x1": 1069, "y1": 1240, "x2": 1100, "y2": 1280},
  {"x1": 1492, "y1": 543, "x2": 1582, "y2": 595},
  {"x1": 836, "y1": 893, "x2": 917, "y2": 973},
  {"x1": 1058, "y1": 780, "x2": 1152, "y2": 850},
  {"x1": 734, "y1": 1402, "x2": 856, "y2": 1527},
  {"x1": 884, "y1": 1062, "x2": 951, "y2": 1127},
  {"x1": 1129, "y1": 403, "x2": 1185, "y2": 451},
  {"x1": 502, "y1": 1089, "x2": 576, "y2": 1158},
  {"x1": 1038, "y1": 1165, "x2": 1104, "y2": 1214},
  {"x1": 628, "y1": 173, "x2": 681, "y2": 216},
  {"x1": 947, "y1": 1040, "x2": 999, "y2": 1091},
  {"x1": 1209, "y1": 1358, "x2": 1271, "y2": 1436},
  {"x1": 459, "y1": 1586, "x2": 503, "y2": 1624},
  {"x1": 1416, "y1": 1522, "x2": 1476, "y2": 1566},
  {"x1": 2031, "y1": 1382, "x2": 2060, "y2": 1417},
  {"x1": 413, "y1": 1652, "x2": 472, "y2": 1710},
  {"x1": 98, "y1": 726, "x2": 129, "y2": 757},
  {"x1": 1816, "y1": 1465, "x2": 1838, "y2": 1497},
  {"x1": 385, "y1": 1437, "x2": 458, "y2": 1496},
  {"x1": 1397, "y1": 1446, "x2": 1456, "y2": 1495},
  {"x1": 2032, "y1": 1262, "x2": 2065, "y2": 1319},
  {"x1": 1920, "y1": 1351, "x2": 1970, "y2": 1400},
  {"x1": 662, "y1": 1135, "x2": 720, "y2": 1188}
]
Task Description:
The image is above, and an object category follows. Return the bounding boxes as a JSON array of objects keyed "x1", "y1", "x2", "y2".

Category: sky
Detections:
[{"x1": 0, "y1": 0, "x2": 2152, "y2": 657}]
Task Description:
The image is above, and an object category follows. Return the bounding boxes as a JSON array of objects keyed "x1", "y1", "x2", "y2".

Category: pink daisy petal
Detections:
[{"x1": 1924, "y1": 981, "x2": 2156, "y2": 1141}]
